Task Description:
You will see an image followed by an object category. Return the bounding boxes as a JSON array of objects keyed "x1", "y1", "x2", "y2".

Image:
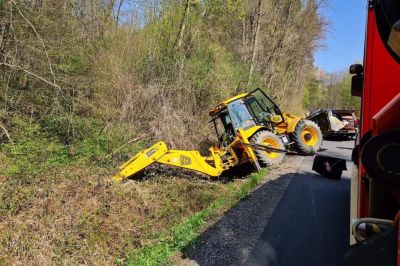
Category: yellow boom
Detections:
[
  {"x1": 111, "y1": 128, "x2": 272, "y2": 181},
  {"x1": 112, "y1": 141, "x2": 235, "y2": 181}
]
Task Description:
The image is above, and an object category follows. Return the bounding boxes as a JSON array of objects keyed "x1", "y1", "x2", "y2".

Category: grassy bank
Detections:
[
  {"x1": 0, "y1": 117, "x2": 267, "y2": 265},
  {"x1": 123, "y1": 169, "x2": 267, "y2": 266}
]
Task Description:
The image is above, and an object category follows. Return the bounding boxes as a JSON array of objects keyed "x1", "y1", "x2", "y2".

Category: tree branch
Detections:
[
  {"x1": 115, "y1": 0, "x2": 125, "y2": 27},
  {"x1": 0, "y1": 62, "x2": 61, "y2": 91},
  {"x1": 11, "y1": 0, "x2": 56, "y2": 84},
  {"x1": 107, "y1": 134, "x2": 151, "y2": 157},
  {"x1": 0, "y1": 123, "x2": 13, "y2": 144}
]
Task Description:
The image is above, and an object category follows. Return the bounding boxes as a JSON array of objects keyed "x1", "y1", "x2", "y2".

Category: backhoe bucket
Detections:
[{"x1": 112, "y1": 141, "x2": 169, "y2": 181}]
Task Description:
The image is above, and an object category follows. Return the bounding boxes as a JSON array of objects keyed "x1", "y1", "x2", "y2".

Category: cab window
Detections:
[
  {"x1": 227, "y1": 100, "x2": 256, "y2": 130},
  {"x1": 246, "y1": 89, "x2": 283, "y2": 124}
]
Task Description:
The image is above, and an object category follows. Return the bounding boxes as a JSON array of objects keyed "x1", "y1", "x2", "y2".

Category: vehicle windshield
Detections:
[
  {"x1": 245, "y1": 89, "x2": 283, "y2": 123},
  {"x1": 227, "y1": 100, "x2": 256, "y2": 130}
]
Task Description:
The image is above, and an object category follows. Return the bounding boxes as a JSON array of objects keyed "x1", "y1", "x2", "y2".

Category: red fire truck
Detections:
[{"x1": 347, "y1": 0, "x2": 400, "y2": 264}]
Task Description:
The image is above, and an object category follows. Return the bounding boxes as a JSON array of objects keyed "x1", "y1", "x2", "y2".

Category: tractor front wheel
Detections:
[
  {"x1": 250, "y1": 130, "x2": 286, "y2": 167},
  {"x1": 291, "y1": 119, "x2": 322, "y2": 155}
]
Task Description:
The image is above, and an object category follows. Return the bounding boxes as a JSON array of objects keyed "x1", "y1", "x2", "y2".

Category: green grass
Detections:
[
  {"x1": 0, "y1": 115, "x2": 142, "y2": 179},
  {"x1": 121, "y1": 169, "x2": 268, "y2": 266}
]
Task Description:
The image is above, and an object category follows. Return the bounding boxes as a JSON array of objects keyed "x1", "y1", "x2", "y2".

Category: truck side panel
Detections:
[{"x1": 358, "y1": 3, "x2": 400, "y2": 218}]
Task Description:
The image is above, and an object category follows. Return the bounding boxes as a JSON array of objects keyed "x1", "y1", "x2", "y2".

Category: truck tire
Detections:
[
  {"x1": 291, "y1": 119, "x2": 322, "y2": 155},
  {"x1": 250, "y1": 130, "x2": 285, "y2": 167}
]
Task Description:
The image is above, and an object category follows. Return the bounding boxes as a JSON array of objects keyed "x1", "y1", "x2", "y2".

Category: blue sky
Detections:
[{"x1": 315, "y1": 0, "x2": 367, "y2": 73}]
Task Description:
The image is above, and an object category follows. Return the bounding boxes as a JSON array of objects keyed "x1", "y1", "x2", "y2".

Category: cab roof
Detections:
[{"x1": 209, "y1": 93, "x2": 248, "y2": 116}]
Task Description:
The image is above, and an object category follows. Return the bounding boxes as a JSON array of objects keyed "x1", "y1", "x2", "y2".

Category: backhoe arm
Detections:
[{"x1": 112, "y1": 141, "x2": 223, "y2": 181}]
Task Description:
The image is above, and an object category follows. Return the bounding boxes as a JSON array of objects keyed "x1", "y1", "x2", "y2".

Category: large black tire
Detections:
[
  {"x1": 291, "y1": 119, "x2": 323, "y2": 155},
  {"x1": 250, "y1": 130, "x2": 285, "y2": 167}
]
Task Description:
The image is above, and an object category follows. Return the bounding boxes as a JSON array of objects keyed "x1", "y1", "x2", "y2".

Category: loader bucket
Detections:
[{"x1": 112, "y1": 141, "x2": 169, "y2": 181}]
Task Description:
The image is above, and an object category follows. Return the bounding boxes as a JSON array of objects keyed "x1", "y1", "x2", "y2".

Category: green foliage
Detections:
[
  {"x1": 57, "y1": 50, "x2": 92, "y2": 75},
  {"x1": 1, "y1": 118, "x2": 70, "y2": 178},
  {"x1": 187, "y1": 47, "x2": 214, "y2": 80},
  {"x1": 0, "y1": 115, "x2": 141, "y2": 178},
  {"x1": 338, "y1": 76, "x2": 361, "y2": 111},
  {"x1": 43, "y1": 115, "x2": 102, "y2": 143},
  {"x1": 303, "y1": 77, "x2": 321, "y2": 110},
  {"x1": 303, "y1": 70, "x2": 361, "y2": 112}
]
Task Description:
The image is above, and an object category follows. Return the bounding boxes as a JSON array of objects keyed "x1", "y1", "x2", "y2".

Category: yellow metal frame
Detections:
[
  {"x1": 209, "y1": 93, "x2": 248, "y2": 116},
  {"x1": 238, "y1": 128, "x2": 261, "y2": 171},
  {"x1": 241, "y1": 114, "x2": 302, "y2": 137},
  {"x1": 275, "y1": 113, "x2": 302, "y2": 135},
  {"x1": 112, "y1": 132, "x2": 261, "y2": 181},
  {"x1": 242, "y1": 125, "x2": 264, "y2": 139},
  {"x1": 113, "y1": 142, "x2": 221, "y2": 181}
]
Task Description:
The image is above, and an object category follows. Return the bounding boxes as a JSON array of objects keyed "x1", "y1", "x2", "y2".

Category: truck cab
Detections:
[{"x1": 347, "y1": 0, "x2": 400, "y2": 261}]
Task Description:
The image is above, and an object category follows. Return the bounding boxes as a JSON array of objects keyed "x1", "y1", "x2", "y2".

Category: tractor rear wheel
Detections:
[
  {"x1": 291, "y1": 119, "x2": 322, "y2": 155},
  {"x1": 250, "y1": 130, "x2": 285, "y2": 167}
]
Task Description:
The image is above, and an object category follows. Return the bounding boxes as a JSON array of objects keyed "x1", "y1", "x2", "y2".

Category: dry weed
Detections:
[{"x1": 0, "y1": 166, "x2": 225, "y2": 265}]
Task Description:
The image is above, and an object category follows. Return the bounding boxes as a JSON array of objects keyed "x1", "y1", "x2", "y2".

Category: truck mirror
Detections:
[
  {"x1": 351, "y1": 74, "x2": 363, "y2": 97},
  {"x1": 349, "y1": 64, "x2": 363, "y2": 75}
]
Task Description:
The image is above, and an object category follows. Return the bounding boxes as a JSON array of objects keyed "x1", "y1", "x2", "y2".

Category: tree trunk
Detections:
[
  {"x1": 248, "y1": 0, "x2": 263, "y2": 83},
  {"x1": 0, "y1": 23, "x2": 10, "y2": 55},
  {"x1": 174, "y1": 0, "x2": 190, "y2": 50}
]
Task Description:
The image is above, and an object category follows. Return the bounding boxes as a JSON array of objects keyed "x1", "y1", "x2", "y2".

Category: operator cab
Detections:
[
  {"x1": 212, "y1": 100, "x2": 256, "y2": 146},
  {"x1": 210, "y1": 88, "x2": 286, "y2": 146},
  {"x1": 212, "y1": 110, "x2": 236, "y2": 146},
  {"x1": 245, "y1": 88, "x2": 285, "y2": 127}
]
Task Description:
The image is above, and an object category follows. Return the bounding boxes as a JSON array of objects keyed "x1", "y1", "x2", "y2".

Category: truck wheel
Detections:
[
  {"x1": 250, "y1": 131, "x2": 285, "y2": 167},
  {"x1": 291, "y1": 120, "x2": 322, "y2": 155}
]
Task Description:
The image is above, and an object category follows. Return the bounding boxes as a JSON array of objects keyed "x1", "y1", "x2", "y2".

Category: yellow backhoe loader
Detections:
[{"x1": 112, "y1": 88, "x2": 322, "y2": 181}]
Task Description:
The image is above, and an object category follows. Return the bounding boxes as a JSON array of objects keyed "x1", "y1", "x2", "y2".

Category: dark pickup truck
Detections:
[{"x1": 307, "y1": 109, "x2": 359, "y2": 139}]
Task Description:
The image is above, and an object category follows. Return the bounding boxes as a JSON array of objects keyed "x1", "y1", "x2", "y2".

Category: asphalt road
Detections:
[
  {"x1": 183, "y1": 139, "x2": 354, "y2": 266},
  {"x1": 245, "y1": 139, "x2": 353, "y2": 266}
]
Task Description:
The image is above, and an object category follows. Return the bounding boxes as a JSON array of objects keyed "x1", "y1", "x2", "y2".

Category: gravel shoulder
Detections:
[{"x1": 179, "y1": 155, "x2": 306, "y2": 266}]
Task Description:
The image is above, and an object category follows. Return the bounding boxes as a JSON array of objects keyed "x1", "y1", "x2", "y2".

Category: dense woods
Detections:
[
  {"x1": 0, "y1": 0, "x2": 359, "y2": 264},
  {"x1": 304, "y1": 69, "x2": 361, "y2": 112},
  {"x1": 0, "y1": 0, "x2": 327, "y2": 152}
]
